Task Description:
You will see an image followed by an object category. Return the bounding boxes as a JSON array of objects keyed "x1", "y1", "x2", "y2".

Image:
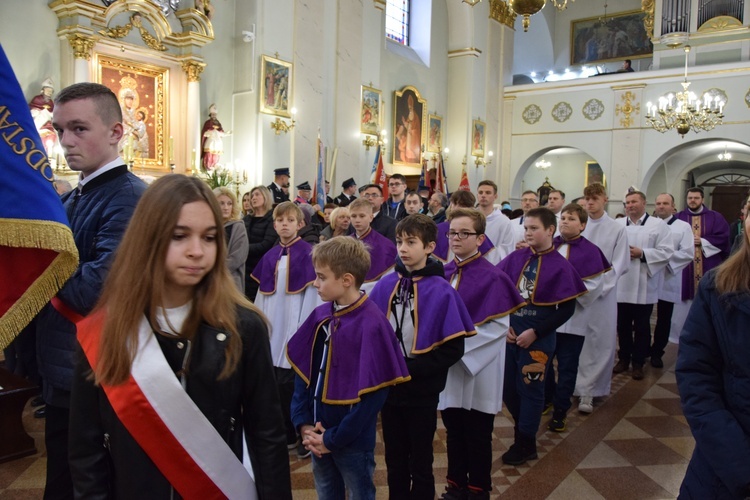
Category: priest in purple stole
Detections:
[{"x1": 676, "y1": 187, "x2": 730, "y2": 301}]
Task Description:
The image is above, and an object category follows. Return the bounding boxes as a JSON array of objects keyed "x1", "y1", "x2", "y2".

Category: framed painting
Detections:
[
  {"x1": 360, "y1": 85, "x2": 381, "y2": 136},
  {"x1": 471, "y1": 119, "x2": 486, "y2": 158},
  {"x1": 585, "y1": 161, "x2": 606, "y2": 188},
  {"x1": 97, "y1": 54, "x2": 168, "y2": 169},
  {"x1": 427, "y1": 114, "x2": 443, "y2": 153},
  {"x1": 570, "y1": 10, "x2": 653, "y2": 66},
  {"x1": 260, "y1": 55, "x2": 293, "y2": 118},
  {"x1": 393, "y1": 86, "x2": 426, "y2": 167}
]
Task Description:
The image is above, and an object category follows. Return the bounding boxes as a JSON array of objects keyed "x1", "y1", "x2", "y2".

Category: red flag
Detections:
[
  {"x1": 373, "y1": 145, "x2": 389, "y2": 200},
  {"x1": 435, "y1": 153, "x2": 447, "y2": 194},
  {"x1": 458, "y1": 167, "x2": 470, "y2": 191}
]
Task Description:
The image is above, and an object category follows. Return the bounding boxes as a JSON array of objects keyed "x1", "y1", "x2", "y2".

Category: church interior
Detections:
[{"x1": 1, "y1": 0, "x2": 749, "y2": 497}]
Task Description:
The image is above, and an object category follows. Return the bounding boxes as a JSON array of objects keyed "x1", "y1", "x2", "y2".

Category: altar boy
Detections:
[
  {"x1": 251, "y1": 201, "x2": 322, "y2": 457},
  {"x1": 497, "y1": 208, "x2": 586, "y2": 465},
  {"x1": 348, "y1": 197, "x2": 397, "y2": 294},
  {"x1": 440, "y1": 209, "x2": 525, "y2": 499}
]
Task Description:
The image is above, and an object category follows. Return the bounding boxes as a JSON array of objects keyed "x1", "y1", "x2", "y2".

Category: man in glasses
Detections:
[
  {"x1": 360, "y1": 184, "x2": 397, "y2": 243},
  {"x1": 383, "y1": 173, "x2": 409, "y2": 221}
]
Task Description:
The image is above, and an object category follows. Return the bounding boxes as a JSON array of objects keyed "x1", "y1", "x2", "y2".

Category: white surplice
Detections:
[
  {"x1": 657, "y1": 217, "x2": 694, "y2": 343},
  {"x1": 253, "y1": 255, "x2": 322, "y2": 369},
  {"x1": 574, "y1": 213, "x2": 630, "y2": 398},
  {"x1": 556, "y1": 241, "x2": 607, "y2": 337},
  {"x1": 483, "y1": 209, "x2": 516, "y2": 265}
]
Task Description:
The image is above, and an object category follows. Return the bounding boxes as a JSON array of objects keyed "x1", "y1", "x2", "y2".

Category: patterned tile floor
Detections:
[{"x1": 0, "y1": 344, "x2": 690, "y2": 499}]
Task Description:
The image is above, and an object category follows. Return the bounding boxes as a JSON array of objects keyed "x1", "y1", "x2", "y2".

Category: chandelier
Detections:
[
  {"x1": 718, "y1": 145, "x2": 732, "y2": 161},
  {"x1": 645, "y1": 46, "x2": 724, "y2": 138},
  {"x1": 464, "y1": 1, "x2": 573, "y2": 31},
  {"x1": 535, "y1": 157, "x2": 551, "y2": 170}
]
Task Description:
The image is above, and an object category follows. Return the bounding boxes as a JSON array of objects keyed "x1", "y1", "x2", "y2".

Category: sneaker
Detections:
[
  {"x1": 287, "y1": 438, "x2": 299, "y2": 451},
  {"x1": 440, "y1": 481, "x2": 467, "y2": 500},
  {"x1": 578, "y1": 396, "x2": 594, "y2": 414},
  {"x1": 297, "y1": 442, "x2": 311, "y2": 459},
  {"x1": 501, "y1": 435, "x2": 537, "y2": 465},
  {"x1": 548, "y1": 417, "x2": 566, "y2": 432},
  {"x1": 542, "y1": 402, "x2": 553, "y2": 415},
  {"x1": 632, "y1": 365, "x2": 644, "y2": 380},
  {"x1": 613, "y1": 359, "x2": 629, "y2": 374},
  {"x1": 650, "y1": 356, "x2": 664, "y2": 368}
]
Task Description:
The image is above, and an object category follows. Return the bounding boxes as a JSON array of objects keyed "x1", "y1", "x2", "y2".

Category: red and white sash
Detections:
[{"x1": 77, "y1": 313, "x2": 257, "y2": 500}]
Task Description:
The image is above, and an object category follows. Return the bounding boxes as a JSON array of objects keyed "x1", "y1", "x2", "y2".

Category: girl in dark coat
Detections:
[
  {"x1": 69, "y1": 175, "x2": 291, "y2": 499},
  {"x1": 677, "y1": 212, "x2": 750, "y2": 499}
]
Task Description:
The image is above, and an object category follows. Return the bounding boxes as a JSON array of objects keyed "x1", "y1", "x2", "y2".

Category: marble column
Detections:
[
  {"x1": 67, "y1": 34, "x2": 95, "y2": 83},
  {"x1": 182, "y1": 61, "x2": 205, "y2": 174}
]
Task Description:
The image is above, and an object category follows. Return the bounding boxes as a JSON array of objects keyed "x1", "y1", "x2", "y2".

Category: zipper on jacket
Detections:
[
  {"x1": 179, "y1": 339, "x2": 192, "y2": 390},
  {"x1": 103, "y1": 433, "x2": 110, "y2": 450}
]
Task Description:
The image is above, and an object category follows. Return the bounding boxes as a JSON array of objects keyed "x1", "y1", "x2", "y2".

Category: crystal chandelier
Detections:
[
  {"x1": 718, "y1": 145, "x2": 732, "y2": 161},
  {"x1": 535, "y1": 157, "x2": 551, "y2": 170},
  {"x1": 645, "y1": 46, "x2": 725, "y2": 138}
]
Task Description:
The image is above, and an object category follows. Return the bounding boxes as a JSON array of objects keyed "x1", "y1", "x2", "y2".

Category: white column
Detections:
[{"x1": 182, "y1": 61, "x2": 205, "y2": 174}]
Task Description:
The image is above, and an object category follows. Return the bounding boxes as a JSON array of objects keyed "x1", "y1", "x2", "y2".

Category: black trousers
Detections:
[
  {"x1": 275, "y1": 367, "x2": 298, "y2": 444},
  {"x1": 441, "y1": 407, "x2": 495, "y2": 493},
  {"x1": 651, "y1": 299, "x2": 674, "y2": 358},
  {"x1": 381, "y1": 402, "x2": 437, "y2": 500},
  {"x1": 44, "y1": 404, "x2": 73, "y2": 500},
  {"x1": 616, "y1": 302, "x2": 654, "y2": 366}
]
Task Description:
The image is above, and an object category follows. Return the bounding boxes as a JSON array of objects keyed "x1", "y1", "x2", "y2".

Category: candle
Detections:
[
  {"x1": 191, "y1": 148, "x2": 196, "y2": 170},
  {"x1": 169, "y1": 136, "x2": 174, "y2": 163}
]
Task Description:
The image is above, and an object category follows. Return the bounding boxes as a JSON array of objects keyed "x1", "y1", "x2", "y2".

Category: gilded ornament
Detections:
[
  {"x1": 67, "y1": 34, "x2": 95, "y2": 60},
  {"x1": 489, "y1": 0, "x2": 517, "y2": 28},
  {"x1": 641, "y1": 0, "x2": 654, "y2": 40},
  {"x1": 181, "y1": 61, "x2": 206, "y2": 82},
  {"x1": 100, "y1": 13, "x2": 167, "y2": 52},
  {"x1": 551, "y1": 102, "x2": 573, "y2": 123},
  {"x1": 615, "y1": 91, "x2": 640, "y2": 128}
]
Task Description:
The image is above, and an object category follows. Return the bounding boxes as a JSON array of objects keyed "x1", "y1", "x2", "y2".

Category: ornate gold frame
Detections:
[
  {"x1": 96, "y1": 54, "x2": 169, "y2": 170},
  {"x1": 360, "y1": 84, "x2": 382, "y2": 136},
  {"x1": 393, "y1": 85, "x2": 427, "y2": 168},
  {"x1": 585, "y1": 161, "x2": 606, "y2": 188},
  {"x1": 260, "y1": 55, "x2": 293, "y2": 118},
  {"x1": 471, "y1": 119, "x2": 486, "y2": 158}
]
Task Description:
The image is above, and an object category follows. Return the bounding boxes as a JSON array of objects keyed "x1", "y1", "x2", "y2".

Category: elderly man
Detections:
[
  {"x1": 426, "y1": 192, "x2": 448, "y2": 223},
  {"x1": 294, "y1": 181, "x2": 312, "y2": 205},
  {"x1": 614, "y1": 191, "x2": 673, "y2": 380},
  {"x1": 268, "y1": 167, "x2": 291, "y2": 206},
  {"x1": 651, "y1": 193, "x2": 694, "y2": 368}
]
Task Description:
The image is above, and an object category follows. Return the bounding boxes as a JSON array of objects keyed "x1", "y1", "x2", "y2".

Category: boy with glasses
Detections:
[{"x1": 384, "y1": 173, "x2": 408, "y2": 221}]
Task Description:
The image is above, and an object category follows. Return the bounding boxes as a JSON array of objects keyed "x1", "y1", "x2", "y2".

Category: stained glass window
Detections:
[{"x1": 386, "y1": 0, "x2": 409, "y2": 46}]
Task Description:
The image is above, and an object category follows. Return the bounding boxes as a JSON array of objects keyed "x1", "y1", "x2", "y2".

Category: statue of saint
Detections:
[
  {"x1": 201, "y1": 104, "x2": 230, "y2": 170},
  {"x1": 29, "y1": 78, "x2": 56, "y2": 154}
]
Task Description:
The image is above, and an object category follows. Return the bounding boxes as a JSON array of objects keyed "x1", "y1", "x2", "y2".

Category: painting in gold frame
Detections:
[
  {"x1": 471, "y1": 119, "x2": 486, "y2": 158},
  {"x1": 260, "y1": 55, "x2": 293, "y2": 118},
  {"x1": 393, "y1": 85, "x2": 426, "y2": 168},
  {"x1": 96, "y1": 54, "x2": 168, "y2": 169},
  {"x1": 427, "y1": 114, "x2": 443, "y2": 153},
  {"x1": 570, "y1": 9, "x2": 653, "y2": 66},
  {"x1": 361, "y1": 85, "x2": 382, "y2": 136},
  {"x1": 585, "y1": 161, "x2": 606, "y2": 188}
]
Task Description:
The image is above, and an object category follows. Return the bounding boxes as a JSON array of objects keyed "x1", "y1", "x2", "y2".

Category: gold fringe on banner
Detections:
[{"x1": 0, "y1": 218, "x2": 79, "y2": 350}]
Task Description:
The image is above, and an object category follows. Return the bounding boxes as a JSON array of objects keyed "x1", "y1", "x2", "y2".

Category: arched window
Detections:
[{"x1": 386, "y1": 0, "x2": 410, "y2": 46}]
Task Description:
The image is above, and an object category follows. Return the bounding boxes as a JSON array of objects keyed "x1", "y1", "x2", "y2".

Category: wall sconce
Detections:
[
  {"x1": 475, "y1": 151, "x2": 493, "y2": 167},
  {"x1": 362, "y1": 130, "x2": 387, "y2": 151},
  {"x1": 271, "y1": 107, "x2": 297, "y2": 135}
]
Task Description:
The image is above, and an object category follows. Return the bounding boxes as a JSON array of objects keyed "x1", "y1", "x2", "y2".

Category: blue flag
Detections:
[{"x1": 0, "y1": 44, "x2": 78, "y2": 348}]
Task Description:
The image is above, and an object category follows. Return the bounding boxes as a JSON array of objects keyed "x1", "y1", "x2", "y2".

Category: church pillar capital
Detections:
[
  {"x1": 181, "y1": 60, "x2": 206, "y2": 82},
  {"x1": 67, "y1": 33, "x2": 96, "y2": 60}
]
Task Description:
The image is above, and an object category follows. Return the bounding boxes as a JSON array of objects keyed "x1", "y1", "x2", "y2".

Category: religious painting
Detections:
[
  {"x1": 471, "y1": 119, "x2": 486, "y2": 158},
  {"x1": 360, "y1": 85, "x2": 381, "y2": 136},
  {"x1": 427, "y1": 114, "x2": 443, "y2": 153},
  {"x1": 97, "y1": 55, "x2": 168, "y2": 169},
  {"x1": 537, "y1": 178, "x2": 554, "y2": 207},
  {"x1": 585, "y1": 161, "x2": 606, "y2": 188},
  {"x1": 571, "y1": 10, "x2": 653, "y2": 66},
  {"x1": 393, "y1": 86, "x2": 426, "y2": 167},
  {"x1": 260, "y1": 55, "x2": 293, "y2": 118}
]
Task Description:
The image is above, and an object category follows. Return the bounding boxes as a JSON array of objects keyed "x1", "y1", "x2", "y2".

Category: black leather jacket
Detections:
[{"x1": 69, "y1": 307, "x2": 292, "y2": 499}]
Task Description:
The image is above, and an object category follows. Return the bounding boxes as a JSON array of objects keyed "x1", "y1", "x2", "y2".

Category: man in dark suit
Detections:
[
  {"x1": 361, "y1": 183, "x2": 397, "y2": 243},
  {"x1": 334, "y1": 177, "x2": 357, "y2": 207},
  {"x1": 268, "y1": 167, "x2": 291, "y2": 206}
]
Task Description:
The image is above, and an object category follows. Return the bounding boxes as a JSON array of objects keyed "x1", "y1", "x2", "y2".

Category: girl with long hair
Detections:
[
  {"x1": 69, "y1": 175, "x2": 291, "y2": 499},
  {"x1": 676, "y1": 212, "x2": 750, "y2": 498}
]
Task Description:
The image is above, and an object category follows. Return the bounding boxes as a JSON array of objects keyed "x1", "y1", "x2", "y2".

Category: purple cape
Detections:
[
  {"x1": 553, "y1": 235, "x2": 612, "y2": 280},
  {"x1": 286, "y1": 294, "x2": 410, "y2": 404},
  {"x1": 497, "y1": 246, "x2": 587, "y2": 306},
  {"x1": 444, "y1": 252, "x2": 526, "y2": 325},
  {"x1": 676, "y1": 207, "x2": 731, "y2": 300},
  {"x1": 433, "y1": 220, "x2": 495, "y2": 262},
  {"x1": 250, "y1": 237, "x2": 315, "y2": 294},
  {"x1": 354, "y1": 228, "x2": 396, "y2": 282},
  {"x1": 369, "y1": 272, "x2": 476, "y2": 354}
]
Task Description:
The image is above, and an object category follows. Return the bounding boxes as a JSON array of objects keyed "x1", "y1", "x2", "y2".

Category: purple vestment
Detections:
[
  {"x1": 369, "y1": 271, "x2": 476, "y2": 354},
  {"x1": 286, "y1": 293, "x2": 410, "y2": 404},
  {"x1": 434, "y1": 220, "x2": 495, "y2": 262},
  {"x1": 553, "y1": 235, "x2": 612, "y2": 280},
  {"x1": 354, "y1": 228, "x2": 396, "y2": 282},
  {"x1": 250, "y1": 237, "x2": 315, "y2": 294},
  {"x1": 676, "y1": 206, "x2": 731, "y2": 300},
  {"x1": 497, "y1": 246, "x2": 587, "y2": 305},
  {"x1": 444, "y1": 252, "x2": 526, "y2": 325}
]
